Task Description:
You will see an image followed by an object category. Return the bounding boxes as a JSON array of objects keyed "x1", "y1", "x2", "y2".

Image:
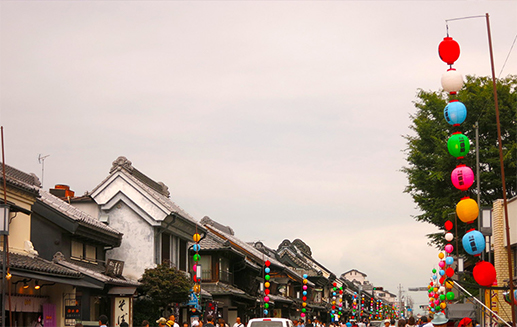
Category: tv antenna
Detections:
[{"x1": 38, "y1": 154, "x2": 50, "y2": 189}]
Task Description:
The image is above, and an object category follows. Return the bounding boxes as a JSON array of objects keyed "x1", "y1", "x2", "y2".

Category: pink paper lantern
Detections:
[
  {"x1": 438, "y1": 261, "x2": 446, "y2": 268},
  {"x1": 451, "y1": 164, "x2": 474, "y2": 191},
  {"x1": 301, "y1": 313, "x2": 306, "y2": 318},
  {"x1": 303, "y1": 285, "x2": 308, "y2": 290},
  {"x1": 445, "y1": 244, "x2": 454, "y2": 253},
  {"x1": 264, "y1": 296, "x2": 270, "y2": 302}
]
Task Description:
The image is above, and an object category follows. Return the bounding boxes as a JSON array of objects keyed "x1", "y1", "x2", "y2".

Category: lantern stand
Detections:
[{"x1": 445, "y1": 13, "x2": 515, "y2": 326}]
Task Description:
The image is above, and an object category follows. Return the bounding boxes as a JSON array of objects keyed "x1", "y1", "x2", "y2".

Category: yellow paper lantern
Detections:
[
  {"x1": 193, "y1": 233, "x2": 201, "y2": 242},
  {"x1": 456, "y1": 197, "x2": 479, "y2": 223},
  {"x1": 302, "y1": 303, "x2": 307, "y2": 307},
  {"x1": 440, "y1": 302, "x2": 447, "y2": 309},
  {"x1": 445, "y1": 280, "x2": 454, "y2": 288},
  {"x1": 265, "y1": 282, "x2": 270, "y2": 288},
  {"x1": 438, "y1": 252, "x2": 445, "y2": 259},
  {"x1": 193, "y1": 284, "x2": 201, "y2": 293}
]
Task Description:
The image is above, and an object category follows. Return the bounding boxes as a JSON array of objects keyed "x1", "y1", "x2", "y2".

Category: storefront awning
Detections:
[{"x1": 12, "y1": 270, "x2": 103, "y2": 289}]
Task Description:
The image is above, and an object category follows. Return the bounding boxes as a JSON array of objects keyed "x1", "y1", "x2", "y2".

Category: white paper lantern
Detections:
[
  {"x1": 441, "y1": 69, "x2": 464, "y2": 93},
  {"x1": 439, "y1": 286, "x2": 446, "y2": 293},
  {"x1": 445, "y1": 232, "x2": 453, "y2": 242}
]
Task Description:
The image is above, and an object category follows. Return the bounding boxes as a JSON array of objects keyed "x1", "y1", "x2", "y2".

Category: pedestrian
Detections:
[
  {"x1": 390, "y1": 320, "x2": 396, "y2": 327},
  {"x1": 398, "y1": 319, "x2": 407, "y2": 327},
  {"x1": 458, "y1": 318, "x2": 472, "y2": 327},
  {"x1": 157, "y1": 318, "x2": 168, "y2": 327},
  {"x1": 206, "y1": 316, "x2": 216, "y2": 327},
  {"x1": 142, "y1": 320, "x2": 150, "y2": 327},
  {"x1": 293, "y1": 320, "x2": 299, "y2": 327},
  {"x1": 430, "y1": 312, "x2": 448, "y2": 327},
  {"x1": 219, "y1": 319, "x2": 229, "y2": 327},
  {"x1": 406, "y1": 317, "x2": 416, "y2": 327},
  {"x1": 307, "y1": 319, "x2": 314, "y2": 327},
  {"x1": 183, "y1": 322, "x2": 189, "y2": 327},
  {"x1": 193, "y1": 321, "x2": 200, "y2": 327},
  {"x1": 168, "y1": 315, "x2": 180, "y2": 327},
  {"x1": 421, "y1": 317, "x2": 433, "y2": 327},
  {"x1": 99, "y1": 315, "x2": 109, "y2": 327},
  {"x1": 234, "y1": 317, "x2": 245, "y2": 327}
]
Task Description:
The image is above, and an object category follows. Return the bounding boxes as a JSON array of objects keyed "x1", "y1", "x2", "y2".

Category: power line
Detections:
[{"x1": 498, "y1": 33, "x2": 517, "y2": 78}]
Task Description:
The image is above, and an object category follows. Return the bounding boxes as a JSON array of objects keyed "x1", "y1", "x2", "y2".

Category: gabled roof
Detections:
[
  {"x1": 90, "y1": 156, "x2": 203, "y2": 231},
  {"x1": 0, "y1": 162, "x2": 40, "y2": 195},
  {"x1": 277, "y1": 239, "x2": 335, "y2": 280},
  {"x1": 38, "y1": 190, "x2": 122, "y2": 238},
  {"x1": 341, "y1": 269, "x2": 367, "y2": 277}
]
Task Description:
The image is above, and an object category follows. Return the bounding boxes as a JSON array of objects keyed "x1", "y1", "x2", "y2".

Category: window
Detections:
[
  {"x1": 85, "y1": 244, "x2": 97, "y2": 261},
  {"x1": 198, "y1": 255, "x2": 212, "y2": 281},
  {"x1": 219, "y1": 257, "x2": 231, "y2": 283},
  {"x1": 71, "y1": 240, "x2": 83, "y2": 259},
  {"x1": 162, "y1": 234, "x2": 171, "y2": 264},
  {"x1": 71, "y1": 241, "x2": 97, "y2": 263}
]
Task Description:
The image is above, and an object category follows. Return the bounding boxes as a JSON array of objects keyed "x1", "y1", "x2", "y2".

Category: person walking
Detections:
[
  {"x1": 430, "y1": 313, "x2": 448, "y2": 327},
  {"x1": 99, "y1": 315, "x2": 109, "y2": 327},
  {"x1": 234, "y1": 317, "x2": 245, "y2": 327},
  {"x1": 206, "y1": 315, "x2": 216, "y2": 327}
]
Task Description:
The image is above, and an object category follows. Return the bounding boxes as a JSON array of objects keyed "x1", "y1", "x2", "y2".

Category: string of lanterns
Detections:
[
  {"x1": 438, "y1": 33, "x2": 496, "y2": 289},
  {"x1": 352, "y1": 292, "x2": 358, "y2": 319},
  {"x1": 330, "y1": 282, "x2": 343, "y2": 322},
  {"x1": 264, "y1": 260, "x2": 271, "y2": 316},
  {"x1": 301, "y1": 273, "x2": 308, "y2": 319},
  {"x1": 192, "y1": 232, "x2": 202, "y2": 295}
]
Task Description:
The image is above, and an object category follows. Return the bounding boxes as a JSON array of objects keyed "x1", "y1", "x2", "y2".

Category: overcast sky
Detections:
[{"x1": 1, "y1": 0, "x2": 516, "y2": 314}]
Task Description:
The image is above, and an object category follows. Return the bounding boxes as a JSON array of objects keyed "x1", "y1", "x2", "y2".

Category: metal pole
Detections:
[
  {"x1": 475, "y1": 121, "x2": 485, "y2": 327},
  {"x1": 1, "y1": 126, "x2": 6, "y2": 327},
  {"x1": 453, "y1": 281, "x2": 511, "y2": 327},
  {"x1": 486, "y1": 13, "x2": 516, "y2": 326}
]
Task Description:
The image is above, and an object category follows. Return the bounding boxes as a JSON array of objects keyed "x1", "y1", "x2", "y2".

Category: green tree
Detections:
[
  {"x1": 138, "y1": 262, "x2": 193, "y2": 308},
  {"x1": 403, "y1": 75, "x2": 517, "y2": 246}
]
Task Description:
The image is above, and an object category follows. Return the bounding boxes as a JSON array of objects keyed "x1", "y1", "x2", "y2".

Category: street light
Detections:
[{"x1": 0, "y1": 203, "x2": 10, "y2": 235}]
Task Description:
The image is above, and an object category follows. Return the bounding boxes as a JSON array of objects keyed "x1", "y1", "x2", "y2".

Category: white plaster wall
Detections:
[
  {"x1": 106, "y1": 201, "x2": 155, "y2": 280},
  {"x1": 72, "y1": 202, "x2": 100, "y2": 220}
]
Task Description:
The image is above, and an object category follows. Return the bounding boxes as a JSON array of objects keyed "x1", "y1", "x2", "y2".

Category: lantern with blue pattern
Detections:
[{"x1": 462, "y1": 229, "x2": 485, "y2": 256}]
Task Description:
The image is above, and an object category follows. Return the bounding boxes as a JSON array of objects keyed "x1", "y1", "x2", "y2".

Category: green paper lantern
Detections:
[
  {"x1": 446, "y1": 292, "x2": 455, "y2": 300},
  {"x1": 439, "y1": 294, "x2": 445, "y2": 301},
  {"x1": 302, "y1": 308, "x2": 306, "y2": 313},
  {"x1": 432, "y1": 269, "x2": 437, "y2": 273},
  {"x1": 447, "y1": 133, "x2": 470, "y2": 158},
  {"x1": 193, "y1": 254, "x2": 201, "y2": 261},
  {"x1": 265, "y1": 275, "x2": 270, "y2": 281},
  {"x1": 264, "y1": 303, "x2": 269, "y2": 309}
]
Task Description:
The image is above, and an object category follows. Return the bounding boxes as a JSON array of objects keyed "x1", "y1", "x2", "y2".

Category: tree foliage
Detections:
[
  {"x1": 403, "y1": 75, "x2": 517, "y2": 246},
  {"x1": 138, "y1": 262, "x2": 193, "y2": 308}
]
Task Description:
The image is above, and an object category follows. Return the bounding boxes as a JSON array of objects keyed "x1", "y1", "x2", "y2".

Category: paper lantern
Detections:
[
  {"x1": 438, "y1": 261, "x2": 446, "y2": 268},
  {"x1": 451, "y1": 164, "x2": 474, "y2": 191},
  {"x1": 441, "y1": 69, "x2": 464, "y2": 94},
  {"x1": 193, "y1": 233, "x2": 201, "y2": 242},
  {"x1": 445, "y1": 244, "x2": 453, "y2": 253},
  {"x1": 264, "y1": 310, "x2": 268, "y2": 315},
  {"x1": 264, "y1": 303, "x2": 269, "y2": 309},
  {"x1": 462, "y1": 229, "x2": 486, "y2": 255},
  {"x1": 456, "y1": 197, "x2": 479, "y2": 223},
  {"x1": 193, "y1": 254, "x2": 201, "y2": 261},
  {"x1": 192, "y1": 244, "x2": 201, "y2": 252},
  {"x1": 438, "y1": 252, "x2": 445, "y2": 259},
  {"x1": 444, "y1": 100, "x2": 467, "y2": 125},
  {"x1": 473, "y1": 261, "x2": 496, "y2": 286},
  {"x1": 264, "y1": 296, "x2": 270, "y2": 302},
  {"x1": 445, "y1": 232, "x2": 453, "y2": 242},
  {"x1": 265, "y1": 260, "x2": 271, "y2": 267},
  {"x1": 439, "y1": 36, "x2": 460, "y2": 65},
  {"x1": 445, "y1": 280, "x2": 454, "y2": 289},
  {"x1": 445, "y1": 220, "x2": 453, "y2": 231},
  {"x1": 446, "y1": 267, "x2": 454, "y2": 277},
  {"x1": 445, "y1": 256, "x2": 454, "y2": 265},
  {"x1": 447, "y1": 132, "x2": 470, "y2": 158}
]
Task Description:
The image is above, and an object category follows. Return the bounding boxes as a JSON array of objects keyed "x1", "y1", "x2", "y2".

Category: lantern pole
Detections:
[
  {"x1": 486, "y1": 13, "x2": 516, "y2": 325},
  {"x1": 445, "y1": 13, "x2": 515, "y2": 325}
]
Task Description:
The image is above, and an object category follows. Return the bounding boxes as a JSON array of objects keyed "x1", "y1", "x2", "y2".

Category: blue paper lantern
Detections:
[
  {"x1": 265, "y1": 267, "x2": 270, "y2": 273},
  {"x1": 192, "y1": 244, "x2": 201, "y2": 252},
  {"x1": 264, "y1": 310, "x2": 268, "y2": 315},
  {"x1": 439, "y1": 269, "x2": 445, "y2": 276},
  {"x1": 444, "y1": 101, "x2": 467, "y2": 125},
  {"x1": 445, "y1": 256, "x2": 454, "y2": 265},
  {"x1": 303, "y1": 274, "x2": 308, "y2": 279},
  {"x1": 462, "y1": 229, "x2": 485, "y2": 255},
  {"x1": 303, "y1": 291, "x2": 307, "y2": 296}
]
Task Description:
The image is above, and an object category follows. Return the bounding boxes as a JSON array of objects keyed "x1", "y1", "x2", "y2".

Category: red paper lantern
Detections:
[
  {"x1": 444, "y1": 220, "x2": 453, "y2": 231},
  {"x1": 473, "y1": 261, "x2": 497, "y2": 287},
  {"x1": 265, "y1": 289, "x2": 270, "y2": 295},
  {"x1": 439, "y1": 37, "x2": 460, "y2": 65},
  {"x1": 265, "y1": 260, "x2": 271, "y2": 267},
  {"x1": 445, "y1": 267, "x2": 454, "y2": 278}
]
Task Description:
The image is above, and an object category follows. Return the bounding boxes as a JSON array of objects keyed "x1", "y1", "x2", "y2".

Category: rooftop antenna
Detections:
[{"x1": 38, "y1": 154, "x2": 50, "y2": 189}]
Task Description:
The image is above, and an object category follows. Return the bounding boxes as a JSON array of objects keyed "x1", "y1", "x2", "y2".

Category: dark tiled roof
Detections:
[
  {"x1": 2, "y1": 251, "x2": 81, "y2": 277},
  {"x1": 202, "y1": 282, "x2": 248, "y2": 296},
  {"x1": 196, "y1": 232, "x2": 229, "y2": 250},
  {"x1": 39, "y1": 190, "x2": 122, "y2": 237},
  {"x1": 56, "y1": 258, "x2": 140, "y2": 286},
  {"x1": 0, "y1": 162, "x2": 40, "y2": 195}
]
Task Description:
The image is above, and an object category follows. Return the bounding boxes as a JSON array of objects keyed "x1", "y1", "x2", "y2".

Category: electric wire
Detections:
[{"x1": 498, "y1": 33, "x2": 517, "y2": 79}]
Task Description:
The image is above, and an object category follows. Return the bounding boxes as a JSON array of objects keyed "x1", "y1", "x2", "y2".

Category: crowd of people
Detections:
[{"x1": 85, "y1": 311, "x2": 492, "y2": 327}]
